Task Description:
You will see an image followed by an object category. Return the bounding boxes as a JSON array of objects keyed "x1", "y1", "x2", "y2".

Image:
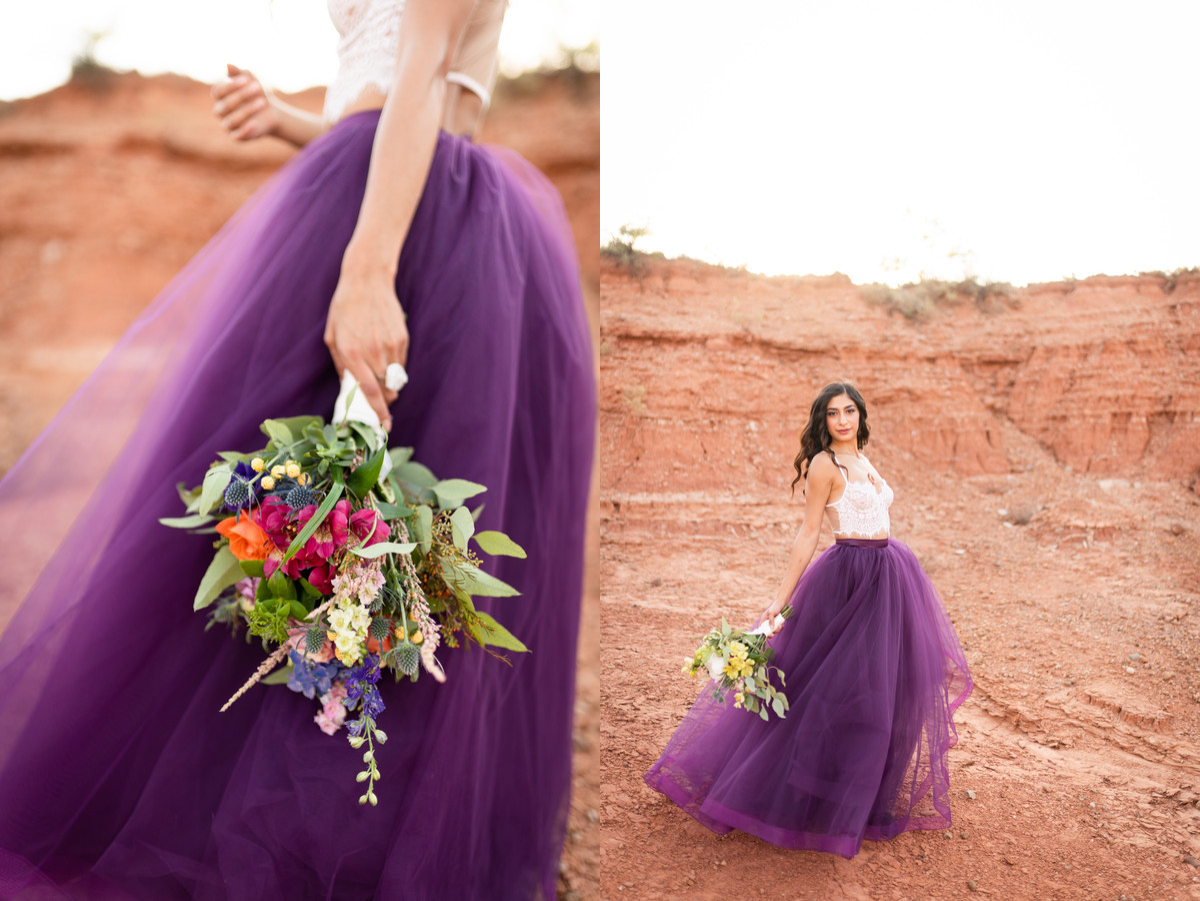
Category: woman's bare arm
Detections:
[
  {"x1": 323, "y1": 0, "x2": 476, "y2": 428},
  {"x1": 211, "y1": 65, "x2": 326, "y2": 148},
  {"x1": 763, "y1": 453, "x2": 837, "y2": 628}
]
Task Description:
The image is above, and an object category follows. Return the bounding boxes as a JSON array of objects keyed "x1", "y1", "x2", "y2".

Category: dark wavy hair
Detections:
[{"x1": 790, "y1": 380, "x2": 870, "y2": 494}]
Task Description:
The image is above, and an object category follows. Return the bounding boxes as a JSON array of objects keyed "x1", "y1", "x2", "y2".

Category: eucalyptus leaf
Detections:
[
  {"x1": 198, "y1": 464, "x2": 234, "y2": 516},
  {"x1": 442, "y1": 561, "x2": 519, "y2": 598},
  {"x1": 282, "y1": 482, "x2": 344, "y2": 564},
  {"x1": 432, "y1": 478, "x2": 487, "y2": 508},
  {"x1": 414, "y1": 505, "x2": 433, "y2": 554},
  {"x1": 159, "y1": 513, "x2": 215, "y2": 529},
  {"x1": 261, "y1": 664, "x2": 294, "y2": 686},
  {"x1": 348, "y1": 541, "x2": 418, "y2": 559},
  {"x1": 470, "y1": 611, "x2": 529, "y2": 653},
  {"x1": 260, "y1": 419, "x2": 294, "y2": 446},
  {"x1": 387, "y1": 446, "x2": 414, "y2": 468},
  {"x1": 393, "y1": 460, "x2": 437, "y2": 490},
  {"x1": 216, "y1": 450, "x2": 246, "y2": 463},
  {"x1": 472, "y1": 530, "x2": 526, "y2": 559},
  {"x1": 270, "y1": 415, "x2": 324, "y2": 440},
  {"x1": 449, "y1": 506, "x2": 475, "y2": 551},
  {"x1": 238, "y1": 559, "x2": 265, "y2": 579},
  {"x1": 194, "y1": 546, "x2": 243, "y2": 611},
  {"x1": 375, "y1": 501, "x2": 412, "y2": 521},
  {"x1": 772, "y1": 697, "x2": 786, "y2": 718}
]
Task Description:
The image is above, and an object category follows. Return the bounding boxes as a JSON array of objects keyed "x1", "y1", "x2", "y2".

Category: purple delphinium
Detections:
[
  {"x1": 286, "y1": 650, "x2": 342, "y2": 700},
  {"x1": 345, "y1": 654, "x2": 385, "y2": 734}
]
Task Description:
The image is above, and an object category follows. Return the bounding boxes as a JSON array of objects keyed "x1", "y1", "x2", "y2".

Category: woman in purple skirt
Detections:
[
  {"x1": 645, "y1": 381, "x2": 972, "y2": 858},
  {"x1": 0, "y1": 1, "x2": 594, "y2": 899}
]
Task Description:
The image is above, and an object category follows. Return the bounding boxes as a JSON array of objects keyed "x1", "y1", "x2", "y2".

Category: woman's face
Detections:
[{"x1": 825, "y1": 393, "x2": 859, "y2": 443}]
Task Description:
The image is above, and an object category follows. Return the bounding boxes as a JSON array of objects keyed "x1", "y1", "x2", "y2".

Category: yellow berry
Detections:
[
  {"x1": 410, "y1": 630, "x2": 423, "y2": 645},
  {"x1": 298, "y1": 473, "x2": 310, "y2": 486},
  {"x1": 271, "y1": 465, "x2": 285, "y2": 479},
  {"x1": 250, "y1": 457, "x2": 265, "y2": 472},
  {"x1": 261, "y1": 476, "x2": 276, "y2": 490},
  {"x1": 285, "y1": 461, "x2": 302, "y2": 479}
]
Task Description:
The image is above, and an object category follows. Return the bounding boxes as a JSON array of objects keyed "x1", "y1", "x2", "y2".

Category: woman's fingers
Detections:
[{"x1": 224, "y1": 97, "x2": 266, "y2": 133}]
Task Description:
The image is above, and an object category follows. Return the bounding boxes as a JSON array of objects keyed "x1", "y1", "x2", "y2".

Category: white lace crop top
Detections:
[
  {"x1": 825, "y1": 463, "x2": 893, "y2": 538},
  {"x1": 324, "y1": 0, "x2": 506, "y2": 124}
]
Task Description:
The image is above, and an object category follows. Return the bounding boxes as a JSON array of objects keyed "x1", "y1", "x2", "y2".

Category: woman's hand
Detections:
[
  {"x1": 323, "y1": 260, "x2": 409, "y2": 432},
  {"x1": 211, "y1": 64, "x2": 279, "y2": 141}
]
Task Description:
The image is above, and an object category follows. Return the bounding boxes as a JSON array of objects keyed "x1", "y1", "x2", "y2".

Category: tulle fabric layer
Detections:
[
  {"x1": 644, "y1": 538, "x2": 972, "y2": 859},
  {"x1": 0, "y1": 111, "x2": 595, "y2": 900}
]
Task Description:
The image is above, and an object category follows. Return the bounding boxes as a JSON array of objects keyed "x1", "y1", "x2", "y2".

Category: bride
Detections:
[{"x1": 0, "y1": 2, "x2": 595, "y2": 898}]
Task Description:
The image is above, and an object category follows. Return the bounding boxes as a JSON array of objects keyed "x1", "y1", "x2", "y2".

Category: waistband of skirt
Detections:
[{"x1": 834, "y1": 537, "x2": 890, "y2": 548}]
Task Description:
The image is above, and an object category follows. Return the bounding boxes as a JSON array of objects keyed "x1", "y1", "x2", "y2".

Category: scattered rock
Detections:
[
  {"x1": 960, "y1": 830, "x2": 970, "y2": 839},
  {"x1": 1129, "y1": 653, "x2": 1141, "y2": 662},
  {"x1": 586, "y1": 809, "x2": 599, "y2": 824},
  {"x1": 1185, "y1": 855, "x2": 1200, "y2": 868},
  {"x1": 1125, "y1": 666, "x2": 1136, "y2": 675},
  {"x1": 649, "y1": 577, "x2": 662, "y2": 587},
  {"x1": 967, "y1": 879, "x2": 979, "y2": 892},
  {"x1": 965, "y1": 790, "x2": 977, "y2": 800}
]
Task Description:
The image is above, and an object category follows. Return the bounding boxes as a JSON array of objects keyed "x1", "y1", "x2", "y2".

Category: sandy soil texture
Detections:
[
  {"x1": 0, "y1": 67, "x2": 600, "y2": 899},
  {"x1": 599, "y1": 257, "x2": 1200, "y2": 900}
]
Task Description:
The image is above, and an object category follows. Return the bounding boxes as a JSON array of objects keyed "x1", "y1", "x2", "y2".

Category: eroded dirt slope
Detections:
[{"x1": 599, "y1": 257, "x2": 1200, "y2": 900}]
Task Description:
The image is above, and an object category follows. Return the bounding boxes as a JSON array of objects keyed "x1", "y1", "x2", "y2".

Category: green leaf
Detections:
[
  {"x1": 346, "y1": 420, "x2": 380, "y2": 450},
  {"x1": 393, "y1": 460, "x2": 437, "y2": 490},
  {"x1": 261, "y1": 664, "x2": 293, "y2": 686},
  {"x1": 198, "y1": 464, "x2": 233, "y2": 516},
  {"x1": 375, "y1": 501, "x2": 412, "y2": 521},
  {"x1": 289, "y1": 600, "x2": 309, "y2": 621},
  {"x1": 387, "y1": 446, "x2": 414, "y2": 468},
  {"x1": 282, "y1": 482, "x2": 344, "y2": 564},
  {"x1": 194, "y1": 546, "x2": 243, "y2": 610},
  {"x1": 449, "y1": 506, "x2": 475, "y2": 551},
  {"x1": 470, "y1": 610, "x2": 529, "y2": 653},
  {"x1": 270, "y1": 415, "x2": 324, "y2": 441},
  {"x1": 349, "y1": 540, "x2": 417, "y2": 559},
  {"x1": 238, "y1": 559, "x2": 265, "y2": 578},
  {"x1": 442, "y1": 561, "x2": 519, "y2": 598},
  {"x1": 414, "y1": 505, "x2": 433, "y2": 553},
  {"x1": 177, "y1": 481, "x2": 202, "y2": 511},
  {"x1": 759, "y1": 706, "x2": 769, "y2": 722},
  {"x1": 268, "y1": 570, "x2": 297, "y2": 600},
  {"x1": 159, "y1": 513, "x2": 215, "y2": 529},
  {"x1": 351, "y1": 541, "x2": 418, "y2": 559},
  {"x1": 772, "y1": 696, "x2": 786, "y2": 718},
  {"x1": 299, "y1": 577, "x2": 322, "y2": 599},
  {"x1": 472, "y1": 530, "x2": 526, "y2": 559},
  {"x1": 432, "y1": 478, "x2": 487, "y2": 508},
  {"x1": 261, "y1": 419, "x2": 295, "y2": 447},
  {"x1": 346, "y1": 446, "x2": 387, "y2": 498}
]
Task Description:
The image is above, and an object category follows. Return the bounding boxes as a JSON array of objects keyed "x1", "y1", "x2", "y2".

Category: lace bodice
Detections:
[
  {"x1": 825, "y1": 466, "x2": 893, "y2": 538},
  {"x1": 323, "y1": 0, "x2": 505, "y2": 124}
]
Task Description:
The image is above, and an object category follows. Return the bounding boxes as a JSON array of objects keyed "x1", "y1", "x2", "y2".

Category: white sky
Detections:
[
  {"x1": 602, "y1": 0, "x2": 1200, "y2": 286},
  {"x1": 0, "y1": 0, "x2": 597, "y2": 101}
]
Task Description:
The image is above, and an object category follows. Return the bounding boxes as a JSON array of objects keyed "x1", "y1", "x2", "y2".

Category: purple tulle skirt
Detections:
[
  {"x1": 645, "y1": 537, "x2": 973, "y2": 858},
  {"x1": 0, "y1": 112, "x2": 594, "y2": 900}
]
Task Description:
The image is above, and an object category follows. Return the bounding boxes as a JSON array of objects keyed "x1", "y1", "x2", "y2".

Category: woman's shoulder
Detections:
[{"x1": 807, "y1": 451, "x2": 838, "y2": 481}]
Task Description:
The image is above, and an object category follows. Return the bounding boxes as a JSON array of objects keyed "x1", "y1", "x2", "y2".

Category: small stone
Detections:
[
  {"x1": 1129, "y1": 653, "x2": 1141, "y2": 662},
  {"x1": 1124, "y1": 666, "x2": 1136, "y2": 675},
  {"x1": 649, "y1": 577, "x2": 663, "y2": 587},
  {"x1": 943, "y1": 830, "x2": 954, "y2": 839},
  {"x1": 1185, "y1": 855, "x2": 1200, "y2": 867},
  {"x1": 967, "y1": 879, "x2": 979, "y2": 892},
  {"x1": 960, "y1": 830, "x2": 970, "y2": 839},
  {"x1": 586, "y1": 809, "x2": 598, "y2": 824},
  {"x1": 965, "y1": 789, "x2": 977, "y2": 800}
]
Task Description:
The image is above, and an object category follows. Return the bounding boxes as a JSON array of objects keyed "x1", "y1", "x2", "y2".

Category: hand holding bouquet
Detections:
[
  {"x1": 682, "y1": 607, "x2": 794, "y2": 721},
  {"x1": 163, "y1": 376, "x2": 527, "y2": 805}
]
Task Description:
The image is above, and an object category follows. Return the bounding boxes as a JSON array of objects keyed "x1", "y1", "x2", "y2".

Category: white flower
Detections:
[{"x1": 706, "y1": 654, "x2": 727, "y2": 681}]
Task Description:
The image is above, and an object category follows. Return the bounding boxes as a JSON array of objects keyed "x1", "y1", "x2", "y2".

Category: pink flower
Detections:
[
  {"x1": 295, "y1": 500, "x2": 351, "y2": 562},
  {"x1": 314, "y1": 681, "x2": 348, "y2": 735},
  {"x1": 349, "y1": 509, "x2": 390, "y2": 547},
  {"x1": 258, "y1": 497, "x2": 294, "y2": 550},
  {"x1": 307, "y1": 563, "x2": 335, "y2": 596}
]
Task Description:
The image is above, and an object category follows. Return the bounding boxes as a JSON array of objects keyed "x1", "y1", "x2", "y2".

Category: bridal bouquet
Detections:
[
  {"x1": 682, "y1": 608, "x2": 794, "y2": 721},
  {"x1": 162, "y1": 375, "x2": 526, "y2": 805}
]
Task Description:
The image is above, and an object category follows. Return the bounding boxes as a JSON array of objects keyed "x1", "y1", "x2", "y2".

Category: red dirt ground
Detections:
[
  {"x1": 0, "y1": 67, "x2": 600, "y2": 899},
  {"x1": 598, "y1": 257, "x2": 1200, "y2": 900}
]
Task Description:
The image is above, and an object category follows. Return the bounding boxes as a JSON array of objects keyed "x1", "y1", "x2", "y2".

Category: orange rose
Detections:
[{"x1": 216, "y1": 513, "x2": 271, "y2": 561}]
